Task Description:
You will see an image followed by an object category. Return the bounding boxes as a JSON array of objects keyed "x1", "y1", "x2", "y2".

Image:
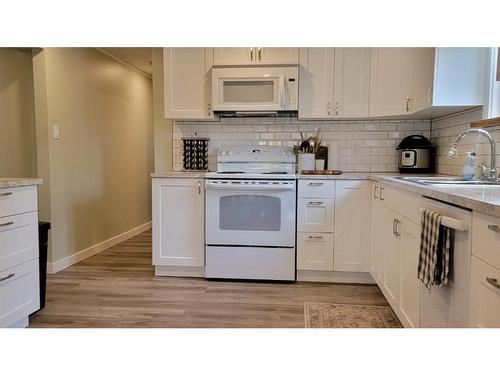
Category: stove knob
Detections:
[
  {"x1": 279, "y1": 150, "x2": 286, "y2": 156},
  {"x1": 227, "y1": 150, "x2": 234, "y2": 156},
  {"x1": 221, "y1": 151, "x2": 227, "y2": 156}
]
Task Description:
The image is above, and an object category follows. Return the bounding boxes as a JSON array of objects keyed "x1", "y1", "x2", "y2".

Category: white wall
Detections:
[
  {"x1": 32, "y1": 48, "x2": 154, "y2": 265},
  {"x1": 0, "y1": 48, "x2": 37, "y2": 178}
]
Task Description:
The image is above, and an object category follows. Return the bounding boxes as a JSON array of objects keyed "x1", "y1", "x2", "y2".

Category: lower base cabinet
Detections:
[
  {"x1": 152, "y1": 178, "x2": 205, "y2": 267},
  {"x1": 469, "y1": 256, "x2": 500, "y2": 327},
  {"x1": 297, "y1": 232, "x2": 334, "y2": 271}
]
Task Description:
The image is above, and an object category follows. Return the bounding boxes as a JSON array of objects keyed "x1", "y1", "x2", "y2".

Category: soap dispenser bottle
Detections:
[{"x1": 463, "y1": 151, "x2": 476, "y2": 180}]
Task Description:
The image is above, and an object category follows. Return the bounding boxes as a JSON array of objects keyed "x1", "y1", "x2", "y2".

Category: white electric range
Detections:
[{"x1": 205, "y1": 145, "x2": 297, "y2": 281}]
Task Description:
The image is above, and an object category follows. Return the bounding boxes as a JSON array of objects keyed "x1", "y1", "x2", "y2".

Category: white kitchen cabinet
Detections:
[
  {"x1": 152, "y1": 178, "x2": 205, "y2": 267},
  {"x1": 164, "y1": 48, "x2": 214, "y2": 119},
  {"x1": 297, "y1": 179, "x2": 335, "y2": 272},
  {"x1": 333, "y1": 48, "x2": 371, "y2": 118},
  {"x1": 412, "y1": 48, "x2": 435, "y2": 112},
  {"x1": 213, "y1": 48, "x2": 298, "y2": 66},
  {"x1": 370, "y1": 47, "x2": 487, "y2": 117},
  {"x1": 369, "y1": 183, "x2": 386, "y2": 283},
  {"x1": 334, "y1": 180, "x2": 370, "y2": 272},
  {"x1": 299, "y1": 48, "x2": 334, "y2": 118},
  {"x1": 382, "y1": 209, "x2": 400, "y2": 307},
  {"x1": 369, "y1": 48, "x2": 416, "y2": 117},
  {"x1": 297, "y1": 198, "x2": 335, "y2": 233},
  {"x1": 469, "y1": 256, "x2": 500, "y2": 328},
  {"x1": 299, "y1": 48, "x2": 370, "y2": 119},
  {"x1": 0, "y1": 185, "x2": 40, "y2": 328},
  {"x1": 398, "y1": 216, "x2": 421, "y2": 328},
  {"x1": 297, "y1": 232, "x2": 334, "y2": 271}
]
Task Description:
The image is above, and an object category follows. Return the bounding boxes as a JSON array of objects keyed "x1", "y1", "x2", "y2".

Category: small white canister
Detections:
[{"x1": 298, "y1": 154, "x2": 315, "y2": 173}]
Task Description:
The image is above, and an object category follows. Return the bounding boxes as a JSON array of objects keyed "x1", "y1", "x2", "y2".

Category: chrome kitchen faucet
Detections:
[{"x1": 447, "y1": 128, "x2": 498, "y2": 181}]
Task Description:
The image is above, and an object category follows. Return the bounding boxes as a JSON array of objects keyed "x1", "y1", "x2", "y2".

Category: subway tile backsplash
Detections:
[
  {"x1": 431, "y1": 108, "x2": 500, "y2": 176},
  {"x1": 172, "y1": 117, "x2": 431, "y2": 172}
]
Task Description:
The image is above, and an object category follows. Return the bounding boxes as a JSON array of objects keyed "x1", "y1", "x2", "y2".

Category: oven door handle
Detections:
[{"x1": 205, "y1": 183, "x2": 295, "y2": 191}]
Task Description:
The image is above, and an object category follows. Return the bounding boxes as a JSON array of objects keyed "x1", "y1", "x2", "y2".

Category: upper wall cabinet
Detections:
[
  {"x1": 369, "y1": 48, "x2": 416, "y2": 117},
  {"x1": 298, "y1": 48, "x2": 371, "y2": 119},
  {"x1": 213, "y1": 48, "x2": 299, "y2": 66},
  {"x1": 164, "y1": 48, "x2": 215, "y2": 120},
  {"x1": 369, "y1": 47, "x2": 488, "y2": 118}
]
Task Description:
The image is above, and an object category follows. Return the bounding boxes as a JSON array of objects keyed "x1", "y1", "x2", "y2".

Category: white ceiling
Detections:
[{"x1": 100, "y1": 48, "x2": 152, "y2": 76}]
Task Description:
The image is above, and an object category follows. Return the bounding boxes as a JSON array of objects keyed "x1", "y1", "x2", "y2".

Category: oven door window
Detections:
[{"x1": 219, "y1": 194, "x2": 281, "y2": 231}]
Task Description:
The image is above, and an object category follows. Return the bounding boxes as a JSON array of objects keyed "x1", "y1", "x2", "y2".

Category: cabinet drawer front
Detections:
[
  {"x1": 297, "y1": 232, "x2": 334, "y2": 271},
  {"x1": 0, "y1": 259, "x2": 40, "y2": 327},
  {"x1": 382, "y1": 185, "x2": 422, "y2": 225},
  {"x1": 0, "y1": 186, "x2": 37, "y2": 218},
  {"x1": 298, "y1": 180, "x2": 335, "y2": 198},
  {"x1": 469, "y1": 256, "x2": 500, "y2": 328},
  {"x1": 297, "y1": 198, "x2": 334, "y2": 232},
  {"x1": 472, "y1": 212, "x2": 500, "y2": 269},
  {"x1": 0, "y1": 212, "x2": 39, "y2": 272}
]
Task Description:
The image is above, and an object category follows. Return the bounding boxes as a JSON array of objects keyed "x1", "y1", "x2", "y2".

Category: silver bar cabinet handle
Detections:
[
  {"x1": 486, "y1": 277, "x2": 500, "y2": 290},
  {"x1": 487, "y1": 224, "x2": 500, "y2": 233},
  {"x1": 373, "y1": 186, "x2": 379, "y2": 199},
  {"x1": 258, "y1": 47, "x2": 261, "y2": 61},
  {"x1": 380, "y1": 187, "x2": 385, "y2": 201},
  {"x1": 0, "y1": 221, "x2": 14, "y2": 227},
  {"x1": 0, "y1": 192, "x2": 13, "y2": 196},
  {"x1": 198, "y1": 181, "x2": 201, "y2": 195},
  {"x1": 0, "y1": 273, "x2": 15, "y2": 282},
  {"x1": 308, "y1": 235, "x2": 323, "y2": 240},
  {"x1": 308, "y1": 182, "x2": 323, "y2": 186},
  {"x1": 250, "y1": 48, "x2": 253, "y2": 62},
  {"x1": 307, "y1": 201, "x2": 324, "y2": 205}
]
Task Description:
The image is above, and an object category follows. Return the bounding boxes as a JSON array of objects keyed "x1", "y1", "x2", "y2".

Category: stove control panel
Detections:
[{"x1": 218, "y1": 145, "x2": 295, "y2": 163}]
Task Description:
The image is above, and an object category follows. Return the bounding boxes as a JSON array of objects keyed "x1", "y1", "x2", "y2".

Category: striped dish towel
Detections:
[{"x1": 418, "y1": 209, "x2": 453, "y2": 291}]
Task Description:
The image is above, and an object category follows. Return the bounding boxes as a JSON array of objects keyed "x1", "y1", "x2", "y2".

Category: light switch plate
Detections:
[{"x1": 53, "y1": 125, "x2": 60, "y2": 140}]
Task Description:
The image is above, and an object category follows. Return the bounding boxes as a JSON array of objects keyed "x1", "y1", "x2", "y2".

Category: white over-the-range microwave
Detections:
[{"x1": 211, "y1": 66, "x2": 299, "y2": 115}]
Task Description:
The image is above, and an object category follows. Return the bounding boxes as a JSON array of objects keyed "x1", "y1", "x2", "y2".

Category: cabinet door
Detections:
[
  {"x1": 369, "y1": 48, "x2": 415, "y2": 117},
  {"x1": 369, "y1": 184, "x2": 383, "y2": 282},
  {"x1": 334, "y1": 180, "x2": 370, "y2": 272},
  {"x1": 164, "y1": 48, "x2": 214, "y2": 119},
  {"x1": 297, "y1": 198, "x2": 334, "y2": 233},
  {"x1": 298, "y1": 48, "x2": 335, "y2": 118},
  {"x1": 213, "y1": 48, "x2": 253, "y2": 65},
  {"x1": 412, "y1": 48, "x2": 435, "y2": 112},
  {"x1": 258, "y1": 48, "x2": 299, "y2": 65},
  {"x1": 398, "y1": 218, "x2": 421, "y2": 328},
  {"x1": 333, "y1": 48, "x2": 371, "y2": 118},
  {"x1": 297, "y1": 232, "x2": 334, "y2": 271},
  {"x1": 469, "y1": 256, "x2": 500, "y2": 328},
  {"x1": 382, "y1": 210, "x2": 399, "y2": 307},
  {"x1": 153, "y1": 178, "x2": 205, "y2": 267}
]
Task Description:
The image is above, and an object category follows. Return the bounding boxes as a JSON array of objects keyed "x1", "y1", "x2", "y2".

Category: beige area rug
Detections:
[{"x1": 304, "y1": 303, "x2": 402, "y2": 328}]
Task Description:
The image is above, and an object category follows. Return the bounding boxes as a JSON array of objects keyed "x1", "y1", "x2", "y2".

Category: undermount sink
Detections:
[{"x1": 394, "y1": 176, "x2": 500, "y2": 186}]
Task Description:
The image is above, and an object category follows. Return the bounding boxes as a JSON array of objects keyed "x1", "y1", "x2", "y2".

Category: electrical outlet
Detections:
[{"x1": 53, "y1": 125, "x2": 60, "y2": 140}]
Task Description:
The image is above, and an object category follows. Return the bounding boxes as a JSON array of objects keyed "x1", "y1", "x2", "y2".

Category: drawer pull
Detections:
[
  {"x1": 0, "y1": 273, "x2": 15, "y2": 282},
  {"x1": 0, "y1": 221, "x2": 14, "y2": 227},
  {"x1": 487, "y1": 224, "x2": 500, "y2": 233},
  {"x1": 308, "y1": 235, "x2": 324, "y2": 240},
  {"x1": 308, "y1": 182, "x2": 324, "y2": 186},
  {"x1": 0, "y1": 192, "x2": 13, "y2": 196},
  {"x1": 307, "y1": 201, "x2": 324, "y2": 205},
  {"x1": 486, "y1": 277, "x2": 500, "y2": 290}
]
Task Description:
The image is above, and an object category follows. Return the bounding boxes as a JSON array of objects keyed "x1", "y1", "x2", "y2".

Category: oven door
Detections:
[{"x1": 205, "y1": 179, "x2": 296, "y2": 247}]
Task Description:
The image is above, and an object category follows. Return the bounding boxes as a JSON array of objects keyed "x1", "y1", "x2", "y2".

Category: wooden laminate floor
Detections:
[{"x1": 30, "y1": 229, "x2": 390, "y2": 328}]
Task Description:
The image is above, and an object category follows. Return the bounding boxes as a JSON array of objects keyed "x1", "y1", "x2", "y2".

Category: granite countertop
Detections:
[
  {"x1": 0, "y1": 178, "x2": 43, "y2": 188},
  {"x1": 151, "y1": 171, "x2": 207, "y2": 178},
  {"x1": 373, "y1": 175, "x2": 500, "y2": 218}
]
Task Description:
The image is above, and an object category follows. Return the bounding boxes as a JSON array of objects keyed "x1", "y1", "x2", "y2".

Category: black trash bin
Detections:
[{"x1": 32, "y1": 222, "x2": 50, "y2": 314}]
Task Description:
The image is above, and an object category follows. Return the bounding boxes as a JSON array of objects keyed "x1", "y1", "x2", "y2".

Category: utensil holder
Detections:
[
  {"x1": 183, "y1": 137, "x2": 209, "y2": 170},
  {"x1": 298, "y1": 154, "x2": 315, "y2": 173}
]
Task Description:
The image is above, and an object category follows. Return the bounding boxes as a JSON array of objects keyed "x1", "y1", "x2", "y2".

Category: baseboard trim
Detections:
[
  {"x1": 297, "y1": 270, "x2": 375, "y2": 284},
  {"x1": 155, "y1": 265, "x2": 206, "y2": 278},
  {"x1": 47, "y1": 222, "x2": 152, "y2": 274}
]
